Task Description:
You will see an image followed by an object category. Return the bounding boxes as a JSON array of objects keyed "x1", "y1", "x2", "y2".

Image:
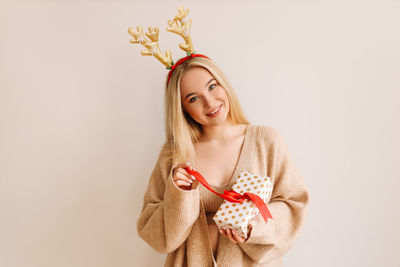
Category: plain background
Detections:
[{"x1": 1, "y1": 0, "x2": 399, "y2": 266}]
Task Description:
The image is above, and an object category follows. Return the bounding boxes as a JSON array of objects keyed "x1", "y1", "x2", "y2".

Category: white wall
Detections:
[{"x1": 1, "y1": 0, "x2": 399, "y2": 266}]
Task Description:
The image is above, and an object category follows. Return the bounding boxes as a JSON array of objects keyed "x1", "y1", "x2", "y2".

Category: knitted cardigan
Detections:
[{"x1": 137, "y1": 125, "x2": 310, "y2": 266}]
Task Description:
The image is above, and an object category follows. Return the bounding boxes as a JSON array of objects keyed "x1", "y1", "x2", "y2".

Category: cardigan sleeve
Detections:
[
  {"x1": 136, "y1": 142, "x2": 200, "y2": 254},
  {"x1": 238, "y1": 129, "x2": 310, "y2": 264}
]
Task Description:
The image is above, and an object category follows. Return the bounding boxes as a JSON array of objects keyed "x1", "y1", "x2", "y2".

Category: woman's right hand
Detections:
[{"x1": 172, "y1": 162, "x2": 198, "y2": 190}]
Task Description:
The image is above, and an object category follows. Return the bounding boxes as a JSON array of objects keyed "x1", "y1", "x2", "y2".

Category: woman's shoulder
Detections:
[
  {"x1": 155, "y1": 140, "x2": 174, "y2": 166},
  {"x1": 251, "y1": 124, "x2": 284, "y2": 143}
]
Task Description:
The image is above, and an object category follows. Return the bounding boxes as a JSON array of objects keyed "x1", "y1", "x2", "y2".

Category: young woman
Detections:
[{"x1": 136, "y1": 56, "x2": 310, "y2": 267}]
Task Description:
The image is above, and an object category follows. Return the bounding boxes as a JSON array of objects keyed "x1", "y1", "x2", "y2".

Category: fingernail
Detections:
[
  {"x1": 219, "y1": 230, "x2": 223, "y2": 233},
  {"x1": 190, "y1": 175, "x2": 196, "y2": 180}
]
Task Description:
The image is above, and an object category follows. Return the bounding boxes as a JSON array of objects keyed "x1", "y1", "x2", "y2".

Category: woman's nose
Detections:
[{"x1": 203, "y1": 94, "x2": 216, "y2": 108}]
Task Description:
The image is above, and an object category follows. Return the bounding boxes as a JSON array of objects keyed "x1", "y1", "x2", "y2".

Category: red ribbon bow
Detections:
[{"x1": 184, "y1": 167, "x2": 273, "y2": 223}]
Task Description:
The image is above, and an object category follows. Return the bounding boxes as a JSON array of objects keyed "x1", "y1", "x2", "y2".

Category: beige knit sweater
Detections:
[{"x1": 137, "y1": 125, "x2": 310, "y2": 267}]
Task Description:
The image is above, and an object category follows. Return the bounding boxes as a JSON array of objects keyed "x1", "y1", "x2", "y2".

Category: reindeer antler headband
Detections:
[{"x1": 128, "y1": 6, "x2": 211, "y2": 84}]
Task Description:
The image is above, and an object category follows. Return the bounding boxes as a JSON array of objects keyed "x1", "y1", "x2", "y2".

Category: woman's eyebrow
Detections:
[
  {"x1": 204, "y1": 78, "x2": 215, "y2": 87},
  {"x1": 184, "y1": 78, "x2": 216, "y2": 100},
  {"x1": 185, "y1": 92, "x2": 196, "y2": 100}
]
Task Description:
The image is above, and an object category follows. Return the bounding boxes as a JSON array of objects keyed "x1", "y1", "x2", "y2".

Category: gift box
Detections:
[{"x1": 213, "y1": 171, "x2": 273, "y2": 239}]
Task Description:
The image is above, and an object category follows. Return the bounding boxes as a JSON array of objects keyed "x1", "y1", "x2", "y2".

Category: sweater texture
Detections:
[
  {"x1": 200, "y1": 182, "x2": 231, "y2": 258},
  {"x1": 137, "y1": 125, "x2": 310, "y2": 266}
]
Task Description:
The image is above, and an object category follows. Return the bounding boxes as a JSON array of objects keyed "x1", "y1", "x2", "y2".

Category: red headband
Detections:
[{"x1": 167, "y1": 53, "x2": 211, "y2": 84}]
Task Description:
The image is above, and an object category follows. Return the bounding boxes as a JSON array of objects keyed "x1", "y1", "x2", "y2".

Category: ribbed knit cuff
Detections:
[
  {"x1": 164, "y1": 165, "x2": 200, "y2": 214},
  {"x1": 244, "y1": 215, "x2": 276, "y2": 244}
]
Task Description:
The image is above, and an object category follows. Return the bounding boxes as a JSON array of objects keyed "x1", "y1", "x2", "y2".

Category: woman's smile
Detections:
[{"x1": 206, "y1": 104, "x2": 223, "y2": 117}]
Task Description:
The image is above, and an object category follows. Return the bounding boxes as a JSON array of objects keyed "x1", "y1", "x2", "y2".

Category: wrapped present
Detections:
[
  {"x1": 185, "y1": 168, "x2": 273, "y2": 240},
  {"x1": 213, "y1": 171, "x2": 273, "y2": 239}
]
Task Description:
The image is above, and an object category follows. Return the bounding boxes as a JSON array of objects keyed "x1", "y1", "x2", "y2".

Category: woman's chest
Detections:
[{"x1": 194, "y1": 135, "x2": 245, "y2": 187}]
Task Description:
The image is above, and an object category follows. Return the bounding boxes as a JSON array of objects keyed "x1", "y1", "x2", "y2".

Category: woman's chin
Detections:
[{"x1": 204, "y1": 114, "x2": 229, "y2": 126}]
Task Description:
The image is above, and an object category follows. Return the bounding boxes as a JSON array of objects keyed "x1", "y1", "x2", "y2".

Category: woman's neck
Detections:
[{"x1": 198, "y1": 123, "x2": 246, "y2": 143}]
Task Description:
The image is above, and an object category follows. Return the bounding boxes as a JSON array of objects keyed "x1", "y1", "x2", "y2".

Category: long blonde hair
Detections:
[{"x1": 163, "y1": 57, "x2": 250, "y2": 169}]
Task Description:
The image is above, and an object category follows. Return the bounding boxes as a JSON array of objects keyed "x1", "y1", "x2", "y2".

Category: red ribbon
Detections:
[{"x1": 184, "y1": 167, "x2": 273, "y2": 223}]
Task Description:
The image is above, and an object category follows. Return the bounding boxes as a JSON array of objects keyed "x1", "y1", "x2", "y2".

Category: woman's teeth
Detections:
[{"x1": 208, "y1": 105, "x2": 221, "y2": 115}]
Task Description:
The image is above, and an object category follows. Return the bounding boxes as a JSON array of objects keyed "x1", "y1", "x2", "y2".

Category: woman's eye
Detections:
[{"x1": 189, "y1": 84, "x2": 216, "y2": 103}]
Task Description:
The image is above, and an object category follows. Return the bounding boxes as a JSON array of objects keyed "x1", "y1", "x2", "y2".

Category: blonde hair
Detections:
[{"x1": 163, "y1": 57, "x2": 250, "y2": 169}]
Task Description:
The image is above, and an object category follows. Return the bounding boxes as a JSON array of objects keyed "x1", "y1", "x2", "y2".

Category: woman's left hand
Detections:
[{"x1": 219, "y1": 224, "x2": 252, "y2": 244}]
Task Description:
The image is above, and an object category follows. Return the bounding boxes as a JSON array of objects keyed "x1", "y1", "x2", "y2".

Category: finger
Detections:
[
  {"x1": 175, "y1": 179, "x2": 192, "y2": 187},
  {"x1": 173, "y1": 162, "x2": 190, "y2": 174},
  {"x1": 176, "y1": 162, "x2": 192, "y2": 171},
  {"x1": 182, "y1": 168, "x2": 196, "y2": 181},
  {"x1": 175, "y1": 172, "x2": 194, "y2": 184},
  {"x1": 225, "y1": 229, "x2": 237, "y2": 243},
  {"x1": 219, "y1": 229, "x2": 227, "y2": 236},
  {"x1": 174, "y1": 179, "x2": 192, "y2": 187},
  {"x1": 173, "y1": 172, "x2": 193, "y2": 185},
  {"x1": 174, "y1": 165, "x2": 196, "y2": 181},
  {"x1": 247, "y1": 224, "x2": 253, "y2": 235},
  {"x1": 231, "y1": 229, "x2": 245, "y2": 243},
  {"x1": 244, "y1": 224, "x2": 252, "y2": 242},
  {"x1": 183, "y1": 162, "x2": 197, "y2": 173},
  {"x1": 185, "y1": 162, "x2": 193, "y2": 170}
]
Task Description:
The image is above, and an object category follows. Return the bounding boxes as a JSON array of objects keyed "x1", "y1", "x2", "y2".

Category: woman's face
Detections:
[{"x1": 180, "y1": 67, "x2": 230, "y2": 127}]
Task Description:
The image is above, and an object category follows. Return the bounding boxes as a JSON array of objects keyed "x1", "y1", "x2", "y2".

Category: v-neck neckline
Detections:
[{"x1": 209, "y1": 124, "x2": 252, "y2": 188}]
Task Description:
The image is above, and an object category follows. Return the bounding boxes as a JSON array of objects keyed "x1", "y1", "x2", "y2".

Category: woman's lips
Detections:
[{"x1": 206, "y1": 104, "x2": 222, "y2": 117}]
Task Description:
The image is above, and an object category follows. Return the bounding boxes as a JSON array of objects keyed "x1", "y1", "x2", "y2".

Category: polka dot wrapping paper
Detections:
[{"x1": 213, "y1": 171, "x2": 273, "y2": 239}]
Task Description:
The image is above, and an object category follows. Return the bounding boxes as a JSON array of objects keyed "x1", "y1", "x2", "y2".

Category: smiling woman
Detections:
[
  {"x1": 133, "y1": 6, "x2": 309, "y2": 267},
  {"x1": 136, "y1": 53, "x2": 310, "y2": 267}
]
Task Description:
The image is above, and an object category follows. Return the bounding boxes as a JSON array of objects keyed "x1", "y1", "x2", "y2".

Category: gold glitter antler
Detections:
[
  {"x1": 128, "y1": 26, "x2": 173, "y2": 68},
  {"x1": 167, "y1": 6, "x2": 194, "y2": 55}
]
